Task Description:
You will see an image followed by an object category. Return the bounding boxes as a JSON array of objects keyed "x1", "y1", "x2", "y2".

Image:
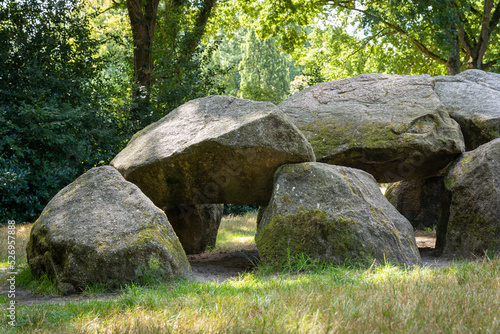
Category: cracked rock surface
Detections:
[
  {"x1": 111, "y1": 95, "x2": 315, "y2": 208},
  {"x1": 256, "y1": 162, "x2": 421, "y2": 266},
  {"x1": 435, "y1": 69, "x2": 500, "y2": 150},
  {"x1": 279, "y1": 73, "x2": 465, "y2": 182}
]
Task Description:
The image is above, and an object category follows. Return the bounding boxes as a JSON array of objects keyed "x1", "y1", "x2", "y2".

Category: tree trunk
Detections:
[
  {"x1": 126, "y1": 0, "x2": 160, "y2": 125},
  {"x1": 446, "y1": 38, "x2": 462, "y2": 75}
]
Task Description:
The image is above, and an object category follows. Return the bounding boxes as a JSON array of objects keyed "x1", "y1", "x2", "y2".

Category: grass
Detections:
[
  {"x1": 210, "y1": 213, "x2": 257, "y2": 252},
  {"x1": 1, "y1": 213, "x2": 499, "y2": 333},
  {"x1": 0, "y1": 223, "x2": 31, "y2": 269}
]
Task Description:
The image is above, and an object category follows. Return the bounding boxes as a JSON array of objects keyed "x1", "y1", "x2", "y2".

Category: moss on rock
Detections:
[
  {"x1": 26, "y1": 166, "x2": 191, "y2": 293},
  {"x1": 445, "y1": 212, "x2": 500, "y2": 256},
  {"x1": 256, "y1": 208, "x2": 371, "y2": 265},
  {"x1": 256, "y1": 163, "x2": 421, "y2": 267}
]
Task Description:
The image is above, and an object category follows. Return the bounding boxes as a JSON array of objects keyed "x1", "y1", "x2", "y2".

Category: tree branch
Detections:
[
  {"x1": 468, "y1": 2, "x2": 483, "y2": 17},
  {"x1": 483, "y1": 57, "x2": 500, "y2": 70},
  {"x1": 489, "y1": 0, "x2": 500, "y2": 32},
  {"x1": 448, "y1": 0, "x2": 475, "y2": 56},
  {"x1": 474, "y1": 0, "x2": 494, "y2": 68},
  {"x1": 457, "y1": 25, "x2": 474, "y2": 56},
  {"x1": 337, "y1": 5, "x2": 447, "y2": 65},
  {"x1": 345, "y1": 28, "x2": 395, "y2": 60},
  {"x1": 179, "y1": 0, "x2": 217, "y2": 59},
  {"x1": 93, "y1": 0, "x2": 123, "y2": 16}
]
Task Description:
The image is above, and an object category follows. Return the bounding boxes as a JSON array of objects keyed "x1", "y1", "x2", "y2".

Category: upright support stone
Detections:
[
  {"x1": 385, "y1": 177, "x2": 445, "y2": 230},
  {"x1": 435, "y1": 70, "x2": 500, "y2": 150},
  {"x1": 164, "y1": 204, "x2": 223, "y2": 254},
  {"x1": 437, "y1": 139, "x2": 500, "y2": 257},
  {"x1": 26, "y1": 166, "x2": 191, "y2": 294},
  {"x1": 256, "y1": 162, "x2": 421, "y2": 267}
]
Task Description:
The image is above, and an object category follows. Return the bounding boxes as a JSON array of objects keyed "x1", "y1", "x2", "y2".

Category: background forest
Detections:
[{"x1": 2, "y1": 0, "x2": 500, "y2": 223}]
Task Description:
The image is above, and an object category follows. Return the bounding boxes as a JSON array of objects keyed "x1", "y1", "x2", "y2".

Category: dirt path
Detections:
[
  {"x1": 188, "y1": 248, "x2": 259, "y2": 283},
  {"x1": 2, "y1": 233, "x2": 453, "y2": 305}
]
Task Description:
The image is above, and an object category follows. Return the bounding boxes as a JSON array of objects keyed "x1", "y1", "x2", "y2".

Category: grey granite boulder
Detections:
[
  {"x1": 437, "y1": 138, "x2": 500, "y2": 257},
  {"x1": 279, "y1": 73, "x2": 465, "y2": 183},
  {"x1": 111, "y1": 95, "x2": 315, "y2": 208},
  {"x1": 435, "y1": 70, "x2": 500, "y2": 150},
  {"x1": 385, "y1": 177, "x2": 445, "y2": 230},
  {"x1": 164, "y1": 204, "x2": 223, "y2": 254},
  {"x1": 256, "y1": 162, "x2": 421, "y2": 266},
  {"x1": 26, "y1": 166, "x2": 190, "y2": 293}
]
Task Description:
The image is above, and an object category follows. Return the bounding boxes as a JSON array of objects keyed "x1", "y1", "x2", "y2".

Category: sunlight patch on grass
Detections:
[
  {"x1": 2, "y1": 210, "x2": 500, "y2": 333},
  {"x1": 214, "y1": 212, "x2": 257, "y2": 251},
  {"x1": 0, "y1": 222, "x2": 32, "y2": 267},
  {"x1": 7, "y1": 257, "x2": 500, "y2": 333}
]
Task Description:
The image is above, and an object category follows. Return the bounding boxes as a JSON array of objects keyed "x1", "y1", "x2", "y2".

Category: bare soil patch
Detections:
[
  {"x1": 188, "y1": 246, "x2": 259, "y2": 283},
  {"x1": 1, "y1": 232, "x2": 454, "y2": 305}
]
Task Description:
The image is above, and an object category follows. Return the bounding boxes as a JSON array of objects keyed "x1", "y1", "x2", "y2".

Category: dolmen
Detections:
[{"x1": 27, "y1": 70, "x2": 500, "y2": 292}]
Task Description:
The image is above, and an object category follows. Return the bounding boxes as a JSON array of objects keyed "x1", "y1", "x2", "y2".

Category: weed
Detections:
[
  {"x1": 16, "y1": 265, "x2": 60, "y2": 296},
  {"x1": 1, "y1": 212, "x2": 499, "y2": 333}
]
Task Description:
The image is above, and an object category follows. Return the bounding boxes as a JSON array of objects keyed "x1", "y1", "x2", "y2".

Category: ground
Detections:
[{"x1": 0, "y1": 228, "x2": 451, "y2": 306}]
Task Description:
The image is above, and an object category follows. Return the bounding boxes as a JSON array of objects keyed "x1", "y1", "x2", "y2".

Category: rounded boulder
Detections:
[{"x1": 26, "y1": 166, "x2": 191, "y2": 293}]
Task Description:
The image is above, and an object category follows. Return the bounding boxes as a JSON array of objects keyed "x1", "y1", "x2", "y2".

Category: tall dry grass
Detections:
[
  {"x1": 1, "y1": 213, "x2": 499, "y2": 333},
  {"x1": 0, "y1": 223, "x2": 32, "y2": 268},
  {"x1": 7, "y1": 257, "x2": 499, "y2": 334}
]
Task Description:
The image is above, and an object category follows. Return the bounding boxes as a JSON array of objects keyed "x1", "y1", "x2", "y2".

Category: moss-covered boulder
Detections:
[
  {"x1": 256, "y1": 163, "x2": 421, "y2": 266},
  {"x1": 111, "y1": 95, "x2": 315, "y2": 208},
  {"x1": 26, "y1": 166, "x2": 191, "y2": 294},
  {"x1": 385, "y1": 177, "x2": 445, "y2": 230},
  {"x1": 437, "y1": 138, "x2": 500, "y2": 257},
  {"x1": 164, "y1": 204, "x2": 223, "y2": 254},
  {"x1": 279, "y1": 73, "x2": 465, "y2": 183},
  {"x1": 435, "y1": 70, "x2": 500, "y2": 150}
]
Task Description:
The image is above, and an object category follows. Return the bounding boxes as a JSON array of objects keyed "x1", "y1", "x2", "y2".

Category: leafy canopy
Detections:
[{"x1": 0, "y1": 0, "x2": 127, "y2": 223}]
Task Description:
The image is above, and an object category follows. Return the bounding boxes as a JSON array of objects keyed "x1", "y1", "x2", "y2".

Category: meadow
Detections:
[{"x1": 0, "y1": 213, "x2": 499, "y2": 333}]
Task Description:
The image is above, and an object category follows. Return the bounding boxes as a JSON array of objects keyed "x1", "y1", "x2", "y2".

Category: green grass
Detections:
[
  {"x1": 1, "y1": 213, "x2": 499, "y2": 333},
  {"x1": 211, "y1": 213, "x2": 257, "y2": 252}
]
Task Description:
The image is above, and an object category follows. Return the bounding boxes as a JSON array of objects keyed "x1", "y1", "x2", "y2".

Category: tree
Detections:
[
  {"x1": 217, "y1": 0, "x2": 500, "y2": 75},
  {"x1": 87, "y1": 0, "x2": 134, "y2": 115},
  {"x1": 124, "y1": 0, "x2": 217, "y2": 124},
  {"x1": 290, "y1": 24, "x2": 447, "y2": 83},
  {"x1": 125, "y1": 0, "x2": 159, "y2": 123},
  {"x1": 238, "y1": 30, "x2": 291, "y2": 104},
  {"x1": 153, "y1": 0, "x2": 222, "y2": 115},
  {"x1": 0, "y1": 0, "x2": 126, "y2": 223},
  {"x1": 356, "y1": 0, "x2": 500, "y2": 74}
]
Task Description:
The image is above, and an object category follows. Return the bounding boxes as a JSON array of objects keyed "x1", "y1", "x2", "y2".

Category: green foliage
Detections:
[
  {"x1": 359, "y1": 0, "x2": 500, "y2": 72},
  {"x1": 0, "y1": 0, "x2": 129, "y2": 223},
  {"x1": 216, "y1": 0, "x2": 500, "y2": 76},
  {"x1": 204, "y1": 30, "x2": 246, "y2": 96},
  {"x1": 151, "y1": 1, "x2": 228, "y2": 117},
  {"x1": 292, "y1": 24, "x2": 446, "y2": 83},
  {"x1": 223, "y1": 203, "x2": 258, "y2": 216},
  {"x1": 238, "y1": 29, "x2": 291, "y2": 104}
]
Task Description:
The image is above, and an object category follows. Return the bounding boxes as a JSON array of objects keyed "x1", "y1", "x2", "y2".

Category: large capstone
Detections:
[
  {"x1": 279, "y1": 73, "x2": 465, "y2": 182},
  {"x1": 385, "y1": 177, "x2": 445, "y2": 230},
  {"x1": 256, "y1": 162, "x2": 421, "y2": 267},
  {"x1": 437, "y1": 138, "x2": 500, "y2": 257},
  {"x1": 435, "y1": 70, "x2": 500, "y2": 150},
  {"x1": 26, "y1": 166, "x2": 191, "y2": 294},
  {"x1": 164, "y1": 204, "x2": 223, "y2": 254},
  {"x1": 111, "y1": 95, "x2": 315, "y2": 208}
]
